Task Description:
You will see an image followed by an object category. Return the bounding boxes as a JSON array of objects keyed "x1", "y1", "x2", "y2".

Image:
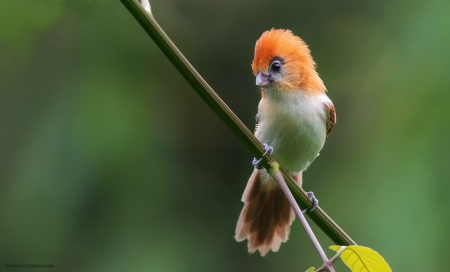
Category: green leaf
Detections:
[
  {"x1": 305, "y1": 267, "x2": 315, "y2": 272},
  {"x1": 329, "y1": 245, "x2": 392, "y2": 272}
]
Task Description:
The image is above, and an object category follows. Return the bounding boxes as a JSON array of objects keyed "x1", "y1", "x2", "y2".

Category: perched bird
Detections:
[{"x1": 235, "y1": 29, "x2": 336, "y2": 256}]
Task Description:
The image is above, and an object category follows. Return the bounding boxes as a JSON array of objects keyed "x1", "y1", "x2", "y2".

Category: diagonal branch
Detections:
[{"x1": 120, "y1": 0, "x2": 356, "y2": 247}]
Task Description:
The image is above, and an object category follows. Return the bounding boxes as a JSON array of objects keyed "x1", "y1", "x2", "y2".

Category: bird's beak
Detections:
[{"x1": 255, "y1": 72, "x2": 271, "y2": 87}]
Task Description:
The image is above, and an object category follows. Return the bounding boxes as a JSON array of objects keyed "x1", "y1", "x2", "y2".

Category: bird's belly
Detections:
[{"x1": 255, "y1": 110, "x2": 326, "y2": 172}]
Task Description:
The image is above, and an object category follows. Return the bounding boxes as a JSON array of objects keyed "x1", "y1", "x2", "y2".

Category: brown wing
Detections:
[{"x1": 325, "y1": 102, "x2": 336, "y2": 136}]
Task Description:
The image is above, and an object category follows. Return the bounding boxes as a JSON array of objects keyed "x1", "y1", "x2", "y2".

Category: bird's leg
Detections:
[
  {"x1": 252, "y1": 144, "x2": 318, "y2": 213},
  {"x1": 252, "y1": 143, "x2": 273, "y2": 169},
  {"x1": 302, "y1": 191, "x2": 319, "y2": 213}
]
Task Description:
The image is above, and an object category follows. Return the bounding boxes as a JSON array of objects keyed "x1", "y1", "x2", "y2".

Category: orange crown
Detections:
[{"x1": 252, "y1": 29, "x2": 325, "y2": 93}]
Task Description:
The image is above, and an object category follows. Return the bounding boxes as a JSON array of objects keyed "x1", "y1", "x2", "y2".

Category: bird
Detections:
[{"x1": 235, "y1": 29, "x2": 336, "y2": 256}]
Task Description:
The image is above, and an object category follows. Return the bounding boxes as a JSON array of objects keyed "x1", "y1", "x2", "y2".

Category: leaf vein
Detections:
[
  {"x1": 348, "y1": 248, "x2": 371, "y2": 272},
  {"x1": 343, "y1": 251, "x2": 355, "y2": 263}
]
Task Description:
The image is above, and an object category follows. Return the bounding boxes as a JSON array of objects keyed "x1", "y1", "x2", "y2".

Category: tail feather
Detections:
[{"x1": 235, "y1": 169, "x2": 301, "y2": 256}]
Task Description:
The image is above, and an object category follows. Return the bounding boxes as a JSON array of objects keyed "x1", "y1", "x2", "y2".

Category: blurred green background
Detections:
[{"x1": 1, "y1": 0, "x2": 449, "y2": 271}]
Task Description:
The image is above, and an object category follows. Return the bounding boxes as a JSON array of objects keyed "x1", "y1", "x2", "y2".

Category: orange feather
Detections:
[{"x1": 251, "y1": 29, "x2": 326, "y2": 94}]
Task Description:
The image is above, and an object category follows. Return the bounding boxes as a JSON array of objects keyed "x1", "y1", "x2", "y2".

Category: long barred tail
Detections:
[{"x1": 235, "y1": 169, "x2": 302, "y2": 256}]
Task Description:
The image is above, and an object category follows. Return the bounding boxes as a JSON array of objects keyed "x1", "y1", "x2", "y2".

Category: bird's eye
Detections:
[{"x1": 270, "y1": 61, "x2": 282, "y2": 73}]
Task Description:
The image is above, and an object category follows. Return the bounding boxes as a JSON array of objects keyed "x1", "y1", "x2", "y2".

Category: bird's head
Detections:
[{"x1": 251, "y1": 29, "x2": 325, "y2": 94}]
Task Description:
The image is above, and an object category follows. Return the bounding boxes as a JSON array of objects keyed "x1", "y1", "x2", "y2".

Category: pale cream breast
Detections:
[{"x1": 255, "y1": 90, "x2": 330, "y2": 172}]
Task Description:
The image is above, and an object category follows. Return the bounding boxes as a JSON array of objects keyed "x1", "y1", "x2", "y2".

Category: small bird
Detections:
[{"x1": 235, "y1": 29, "x2": 336, "y2": 256}]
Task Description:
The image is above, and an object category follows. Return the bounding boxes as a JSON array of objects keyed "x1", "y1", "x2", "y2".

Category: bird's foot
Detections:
[
  {"x1": 252, "y1": 143, "x2": 273, "y2": 169},
  {"x1": 302, "y1": 191, "x2": 319, "y2": 214}
]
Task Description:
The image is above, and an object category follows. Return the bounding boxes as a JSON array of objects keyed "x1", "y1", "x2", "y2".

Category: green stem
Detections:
[{"x1": 120, "y1": 0, "x2": 356, "y2": 246}]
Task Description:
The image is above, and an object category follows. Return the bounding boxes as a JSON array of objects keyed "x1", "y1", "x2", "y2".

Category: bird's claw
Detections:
[
  {"x1": 307, "y1": 191, "x2": 319, "y2": 211},
  {"x1": 252, "y1": 143, "x2": 274, "y2": 169},
  {"x1": 302, "y1": 191, "x2": 319, "y2": 213}
]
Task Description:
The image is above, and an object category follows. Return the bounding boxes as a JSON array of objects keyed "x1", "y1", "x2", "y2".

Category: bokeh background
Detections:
[{"x1": 1, "y1": 0, "x2": 449, "y2": 271}]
